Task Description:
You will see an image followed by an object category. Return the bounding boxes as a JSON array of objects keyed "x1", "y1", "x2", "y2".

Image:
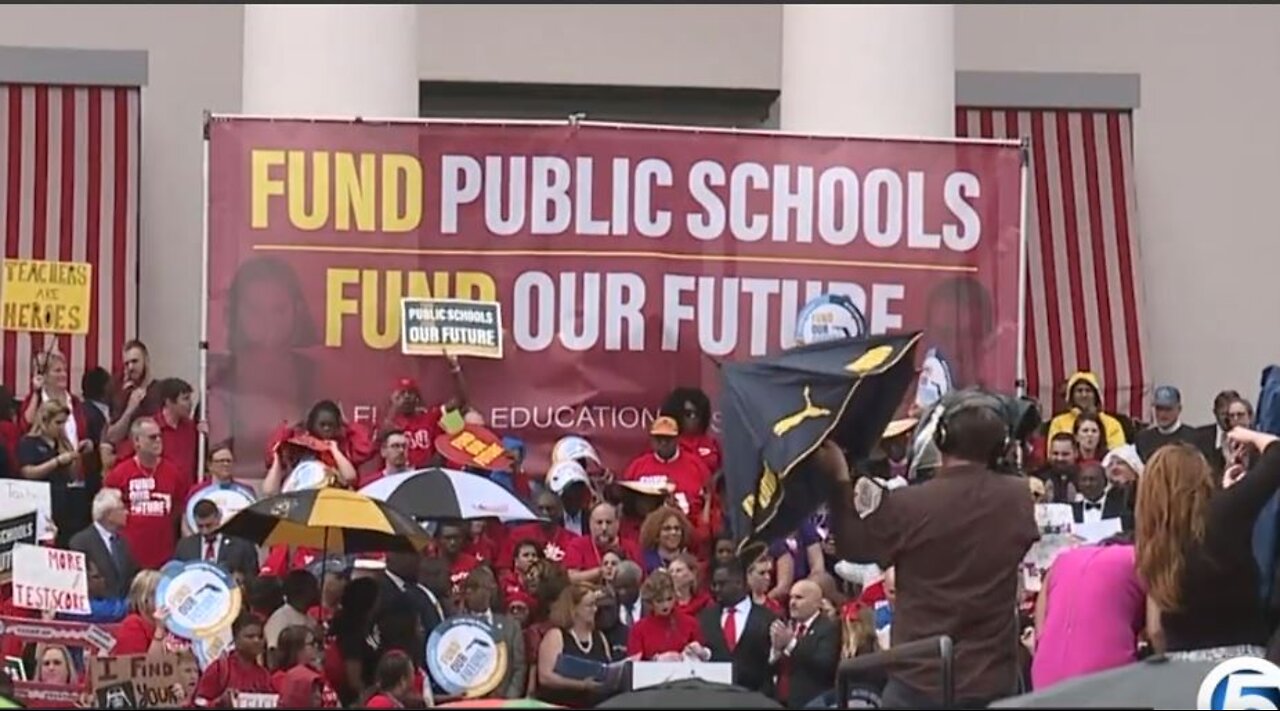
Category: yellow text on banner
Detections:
[{"x1": 0, "y1": 258, "x2": 92, "y2": 335}]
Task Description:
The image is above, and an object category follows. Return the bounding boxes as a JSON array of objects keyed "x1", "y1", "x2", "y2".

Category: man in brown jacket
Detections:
[{"x1": 818, "y1": 392, "x2": 1039, "y2": 709}]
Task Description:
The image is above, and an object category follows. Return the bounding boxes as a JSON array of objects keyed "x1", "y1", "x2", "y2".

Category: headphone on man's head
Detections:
[{"x1": 933, "y1": 389, "x2": 1011, "y2": 460}]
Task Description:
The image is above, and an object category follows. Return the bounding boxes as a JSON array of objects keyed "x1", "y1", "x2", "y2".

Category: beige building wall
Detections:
[{"x1": 0, "y1": 3, "x2": 1273, "y2": 421}]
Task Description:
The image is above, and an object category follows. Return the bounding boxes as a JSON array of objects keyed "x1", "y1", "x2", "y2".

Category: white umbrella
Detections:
[{"x1": 358, "y1": 467, "x2": 541, "y2": 524}]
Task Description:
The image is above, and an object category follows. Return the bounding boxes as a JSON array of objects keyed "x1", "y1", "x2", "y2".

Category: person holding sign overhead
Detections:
[
  {"x1": 192, "y1": 612, "x2": 275, "y2": 707},
  {"x1": 381, "y1": 356, "x2": 469, "y2": 470},
  {"x1": 621, "y1": 417, "x2": 712, "y2": 520}
]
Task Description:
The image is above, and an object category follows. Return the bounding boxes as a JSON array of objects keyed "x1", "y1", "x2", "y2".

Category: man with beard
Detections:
[
  {"x1": 1035, "y1": 433, "x2": 1079, "y2": 503},
  {"x1": 106, "y1": 340, "x2": 162, "y2": 444}
]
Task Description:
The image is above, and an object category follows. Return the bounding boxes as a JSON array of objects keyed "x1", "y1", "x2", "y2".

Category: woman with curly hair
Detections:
[
  {"x1": 1136, "y1": 430, "x2": 1280, "y2": 656},
  {"x1": 638, "y1": 505, "x2": 695, "y2": 573},
  {"x1": 661, "y1": 387, "x2": 721, "y2": 474}
]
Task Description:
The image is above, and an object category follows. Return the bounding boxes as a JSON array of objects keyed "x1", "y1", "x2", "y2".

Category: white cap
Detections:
[
  {"x1": 552, "y1": 436, "x2": 602, "y2": 466},
  {"x1": 546, "y1": 460, "x2": 590, "y2": 495}
]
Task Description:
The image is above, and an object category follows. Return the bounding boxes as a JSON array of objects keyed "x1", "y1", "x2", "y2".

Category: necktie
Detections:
[
  {"x1": 722, "y1": 608, "x2": 737, "y2": 652},
  {"x1": 204, "y1": 537, "x2": 217, "y2": 562},
  {"x1": 108, "y1": 534, "x2": 127, "y2": 574}
]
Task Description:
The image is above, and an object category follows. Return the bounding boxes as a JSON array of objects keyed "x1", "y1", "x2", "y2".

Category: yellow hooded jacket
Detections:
[{"x1": 1046, "y1": 371, "x2": 1128, "y2": 450}]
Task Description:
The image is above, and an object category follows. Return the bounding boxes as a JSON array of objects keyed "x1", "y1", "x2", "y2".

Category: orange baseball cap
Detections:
[{"x1": 649, "y1": 416, "x2": 680, "y2": 437}]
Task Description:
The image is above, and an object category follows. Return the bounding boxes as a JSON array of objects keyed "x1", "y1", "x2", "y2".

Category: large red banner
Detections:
[{"x1": 206, "y1": 118, "x2": 1022, "y2": 477}]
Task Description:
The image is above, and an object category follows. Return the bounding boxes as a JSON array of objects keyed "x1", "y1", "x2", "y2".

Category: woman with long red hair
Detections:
[{"x1": 1135, "y1": 430, "x2": 1280, "y2": 656}]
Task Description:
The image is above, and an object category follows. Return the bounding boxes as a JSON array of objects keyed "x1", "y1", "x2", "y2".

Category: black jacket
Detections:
[
  {"x1": 174, "y1": 533, "x2": 260, "y2": 578},
  {"x1": 771, "y1": 615, "x2": 840, "y2": 709},
  {"x1": 697, "y1": 601, "x2": 778, "y2": 694}
]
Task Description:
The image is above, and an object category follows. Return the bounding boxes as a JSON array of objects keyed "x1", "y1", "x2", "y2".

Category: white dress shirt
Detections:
[
  {"x1": 94, "y1": 522, "x2": 115, "y2": 553},
  {"x1": 1075, "y1": 488, "x2": 1110, "y2": 524},
  {"x1": 720, "y1": 596, "x2": 753, "y2": 647},
  {"x1": 563, "y1": 510, "x2": 585, "y2": 537},
  {"x1": 769, "y1": 611, "x2": 821, "y2": 664},
  {"x1": 200, "y1": 534, "x2": 223, "y2": 562}
]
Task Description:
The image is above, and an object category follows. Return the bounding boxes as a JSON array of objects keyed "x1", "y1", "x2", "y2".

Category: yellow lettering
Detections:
[
  {"x1": 381, "y1": 153, "x2": 422, "y2": 233},
  {"x1": 475, "y1": 443, "x2": 504, "y2": 467},
  {"x1": 250, "y1": 150, "x2": 286, "y2": 229},
  {"x1": 360, "y1": 270, "x2": 401, "y2": 349},
  {"x1": 325, "y1": 268, "x2": 361, "y2": 347},
  {"x1": 452, "y1": 432, "x2": 476, "y2": 449},
  {"x1": 288, "y1": 150, "x2": 330, "y2": 230},
  {"x1": 335, "y1": 153, "x2": 376, "y2": 232},
  {"x1": 408, "y1": 271, "x2": 432, "y2": 299}
]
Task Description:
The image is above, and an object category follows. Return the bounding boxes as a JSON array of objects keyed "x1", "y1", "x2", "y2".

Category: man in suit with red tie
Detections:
[
  {"x1": 769, "y1": 579, "x2": 839, "y2": 708},
  {"x1": 697, "y1": 559, "x2": 778, "y2": 694}
]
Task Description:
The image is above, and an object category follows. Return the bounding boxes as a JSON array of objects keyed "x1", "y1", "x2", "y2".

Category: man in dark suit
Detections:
[
  {"x1": 1071, "y1": 464, "x2": 1131, "y2": 526},
  {"x1": 174, "y1": 499, "x2": 260, "y2": 579},
  {"x1": 699, "y1": 559, "x2": 777, "y2": 694},
  {"x1": 769, "y1": 579, "x2": 839, "y2": 708},
  {"x1": 378, "y1": 550, "x2": 446, "y2": 641},
  {"x1": 68, "y1": 487, "x2": 138, "y2": 599}
]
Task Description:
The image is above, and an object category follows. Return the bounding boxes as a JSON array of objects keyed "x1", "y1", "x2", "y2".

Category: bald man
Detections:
[
  {"x1": 562, "y1": 502, "x2": 641, "y2": 584},
  {"x1": 769, "y1": 580, "x2": 839, "y2": 708}
]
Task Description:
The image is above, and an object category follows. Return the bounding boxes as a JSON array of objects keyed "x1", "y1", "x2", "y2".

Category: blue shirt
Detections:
[{"x1": 57, "y1": 597, "x2": 128, "y2": 625}]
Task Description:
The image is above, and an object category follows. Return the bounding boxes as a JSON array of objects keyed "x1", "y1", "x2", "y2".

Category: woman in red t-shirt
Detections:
[
  {"x1": 627, "y1": 570, "x2": 708, "y2": 662},
  {"x1": 360, "y1": 651, "x2": 420, "y2": 709},
  {"x1": 192, "y1": 613, "x2": 275, "y2": 707},
  {"x1": 113, "y1": 571, "x2": 187, "y2": 656},
  {"x1": 273, "y1": 625, "x2": 339, "y2": 708}
]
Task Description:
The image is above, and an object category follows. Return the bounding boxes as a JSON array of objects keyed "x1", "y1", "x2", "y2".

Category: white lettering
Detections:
[
  {"x1": 439, "y1": 155, "x2": 481, "y2": 235},
  {"x1": 943, "y1": 171, "x2": 982, "y2": 252}
]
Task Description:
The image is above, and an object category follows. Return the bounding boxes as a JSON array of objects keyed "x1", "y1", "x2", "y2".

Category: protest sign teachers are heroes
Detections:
[{"x1": 401, "y1": 298, "x2": 503, "y2": 359}]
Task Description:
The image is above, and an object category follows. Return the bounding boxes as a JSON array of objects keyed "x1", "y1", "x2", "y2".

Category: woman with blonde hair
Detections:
[
  {"x1": 17, "y1": 398, "x2": 90, "y2": 544},
  {"x1": 35, "y1": 644, "x2": 78, "y2": 685},
  {"x1": 111, "y1": 570, "x2": 178, "y2": 655},
  {"x1": 1136, "y1": 430, "x2": 1280, "y2": 656}
]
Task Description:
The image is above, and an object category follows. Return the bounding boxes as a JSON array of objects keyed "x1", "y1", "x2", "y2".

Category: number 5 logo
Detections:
[{"x1": 1198, "y1": 657, "x2": 1280, "y2": 709}]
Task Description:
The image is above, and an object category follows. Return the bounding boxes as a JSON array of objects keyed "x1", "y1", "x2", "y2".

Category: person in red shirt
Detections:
[
  {"x1": 361, "y1": 650, "x2": 418, "y2": 709},
  {"x1": 357, "y1": 429, "x2": 413, "y2": 490},
  {"x1": 661, "y1": 387, "x2": 723, "y2": 474},
  {"x1": 500, "y1": 490, "x2": 581, "y2": 569},
  {"x1": 106, "y1": 339, "x2": 162, "y2": 445},
  {"x1": 747, "y1": 555, "x2": 785, "y2": 617},
  {"x1": 104, "y1": 417, "x2": 188, "y2": 570},
  {"x1": 263, "y1": 399, "x2": 375, "y2": 476},
  {"x1": 115, "y1": 377, "x2": 199, "y2": 494},
  {"x1": 437, "y1": 520, "x2": 481, "y2": 599},
  {"x1": 382, "y1": 357, "x2": 468, "y2": 469},
  {"x1": 670, "y1": 553, "x2": 711, "y2": 617},
  {"x1": 616, "y1": 481, "x2": 671, "y2": 551},
  {"x1": 621, "y1": 417, "x2": 712, "y2": 520},
  {"x1": 193, "y1": 613, "x2": 275, "y2": 707},
  {"x1": 627, "y1": 569, "x2": 709, "y2": 661},
  {"x1": 563, "y1": 503, "x2": 641, "y2": 585},
  {"x1": 274, "y1": 625, "x2": 340, "y2": 707},
  {"x1": 501, "y1": 539, "x2": 543, "y2": 596},
  {"x1": 113, "y1": 570, "x2": 185, "y2": 656}
]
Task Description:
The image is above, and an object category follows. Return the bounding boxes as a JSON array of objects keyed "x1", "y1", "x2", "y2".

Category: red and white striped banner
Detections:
[
  {"x1": 957, "y1": 107, "x2": 1149, "y2": 419},
  {"x1": 0, "y1": 84, "x2": 139, "y2": 395}
]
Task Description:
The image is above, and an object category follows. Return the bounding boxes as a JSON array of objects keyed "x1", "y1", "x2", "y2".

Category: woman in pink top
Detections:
[{"x1": 1031, "y1": 538, "x2": 1148, "y2": 690}]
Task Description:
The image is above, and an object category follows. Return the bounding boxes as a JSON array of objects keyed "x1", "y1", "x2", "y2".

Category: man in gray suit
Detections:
[
  {"x1": 174, "y1": 499, "x2": 260, "y2": 580},
  {"x1": 68, "y1": 488, "x2": 138, "y2": 599},
  {"x1": 455, "y1": 567, "x2": 526, "y2": 699}
]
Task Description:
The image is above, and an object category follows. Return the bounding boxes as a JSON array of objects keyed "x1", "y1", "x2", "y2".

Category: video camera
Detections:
[{"x1": 909, "y1": 388, "x2": 1043, "y2": 478}]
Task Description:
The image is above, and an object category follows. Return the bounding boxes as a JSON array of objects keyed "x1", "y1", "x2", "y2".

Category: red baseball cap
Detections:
[{"x1": 394, "y1": 377, "x2": 420, "y2": 393}]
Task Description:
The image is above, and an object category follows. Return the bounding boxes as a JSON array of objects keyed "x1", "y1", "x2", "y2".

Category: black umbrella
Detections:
[
  {"x1": 595, "y1": 679, "x2": 782, "y2": 709},
  {"x1": 721, "y1": 332, "x2": 922, "y2": 551},
  {"x1": 989, "y1": 657, "x2": 1220, "y2": 709}
]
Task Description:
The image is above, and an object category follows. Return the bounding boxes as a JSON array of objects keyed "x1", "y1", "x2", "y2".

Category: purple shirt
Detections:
[
  {"x1": 1031, "y1": 544, "x2": 1146, "y2": 690},
  {"x1": 769, "y1": 522, "x2": 823, "y2": 580}
]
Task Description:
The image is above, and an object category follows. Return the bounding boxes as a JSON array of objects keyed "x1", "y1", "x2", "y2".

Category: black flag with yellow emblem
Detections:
[{"x1": 722, "y1": 332, "x2": 922, "y2": 553}]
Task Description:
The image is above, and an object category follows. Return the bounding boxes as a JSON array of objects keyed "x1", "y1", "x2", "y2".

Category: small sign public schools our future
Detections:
[{"x1": 401, "y1": 298, "x2": 503, "y2": 359}]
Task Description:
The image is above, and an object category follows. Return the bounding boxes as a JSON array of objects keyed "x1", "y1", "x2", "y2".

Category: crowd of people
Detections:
[{"x1": 0, "y1": 341, "x2": 1278, "y2": 709}]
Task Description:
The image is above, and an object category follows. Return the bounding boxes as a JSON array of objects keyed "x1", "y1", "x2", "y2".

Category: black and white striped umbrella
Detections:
[{"x1": 358, "y1": 467, "x2": 541, "y2": 523}]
